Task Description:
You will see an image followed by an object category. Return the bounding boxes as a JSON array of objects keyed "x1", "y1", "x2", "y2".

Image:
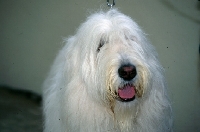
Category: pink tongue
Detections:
[{"x1": 118, "y1": 85, "x2": 135, "y2": 99}]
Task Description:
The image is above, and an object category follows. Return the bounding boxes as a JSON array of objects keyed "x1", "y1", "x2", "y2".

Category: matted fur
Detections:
[{"x1": 43, "y1": 9, "x2": 173, "y2": 132}]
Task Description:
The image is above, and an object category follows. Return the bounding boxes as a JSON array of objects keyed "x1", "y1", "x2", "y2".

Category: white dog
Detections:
[{"x1": 43, "y1": 9, "x2": 172, "y2": 132}]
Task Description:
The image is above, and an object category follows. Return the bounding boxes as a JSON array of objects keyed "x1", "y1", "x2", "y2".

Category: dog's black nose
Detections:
[{"x1": 118, "y1": 64, "x2": 137, "y2": 81}]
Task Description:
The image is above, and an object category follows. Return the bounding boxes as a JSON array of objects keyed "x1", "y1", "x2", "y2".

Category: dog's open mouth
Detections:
[{"x1": 118, "y1": 84, "x2": 136, "y2": 102}]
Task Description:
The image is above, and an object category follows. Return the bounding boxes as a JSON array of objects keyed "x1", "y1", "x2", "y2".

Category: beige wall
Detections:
[{"x1": 0, "y1": 0, "x2": 199, "y2": 131}]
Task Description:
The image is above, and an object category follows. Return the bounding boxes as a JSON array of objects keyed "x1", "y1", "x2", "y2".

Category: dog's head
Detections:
[{"x1": 66, "y1": 9, "x2": 163, "y2": 109}]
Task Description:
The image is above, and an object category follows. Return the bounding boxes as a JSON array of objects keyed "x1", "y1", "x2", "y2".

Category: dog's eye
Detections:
[
  {"x1": 130, "y1": 36, "x2": 138, "y2": 42},
  {"x1": 97, "y1": 39, "x2": 105, "y2": 52}
]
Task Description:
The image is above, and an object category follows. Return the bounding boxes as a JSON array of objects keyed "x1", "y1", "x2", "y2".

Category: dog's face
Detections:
[
  {"x1": 74, "y1": 10, "x2": 157, "y2": 108},
  {"x1": 95, "y1": 35, "x2": 150, "y2": 105}
]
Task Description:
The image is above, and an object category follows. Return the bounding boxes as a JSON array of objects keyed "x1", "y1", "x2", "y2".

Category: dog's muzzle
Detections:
[{"x1": 117, "y1": 64, "x2": 137, "y2": 102}]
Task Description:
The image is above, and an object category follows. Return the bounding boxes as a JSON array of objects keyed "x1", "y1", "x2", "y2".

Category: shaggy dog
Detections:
[{"x1": 43, "y1": 9, "x2": 172, "y2": 132}]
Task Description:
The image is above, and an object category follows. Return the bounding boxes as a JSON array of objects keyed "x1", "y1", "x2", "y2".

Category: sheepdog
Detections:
[{"x1": 43, "y1": 9, "x2": 173, "y2": 132}]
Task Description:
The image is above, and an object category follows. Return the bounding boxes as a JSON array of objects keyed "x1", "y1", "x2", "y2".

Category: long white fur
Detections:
[{"x1": 43, "y1": 9, "x2": 173, "y2": 132}]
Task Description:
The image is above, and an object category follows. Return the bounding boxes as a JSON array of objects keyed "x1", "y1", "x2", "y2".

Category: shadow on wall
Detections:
[{"x1": 0, "y1": 86, "x2": 42, "y2": 132}]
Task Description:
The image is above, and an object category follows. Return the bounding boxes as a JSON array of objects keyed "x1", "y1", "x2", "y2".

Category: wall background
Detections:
[{"x1": 0, "y1": 0, "x2": 199, "y2": 131}]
